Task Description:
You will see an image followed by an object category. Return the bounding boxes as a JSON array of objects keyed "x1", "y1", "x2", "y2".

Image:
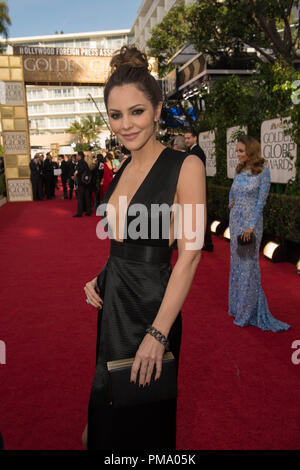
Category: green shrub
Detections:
[
  {"x1": 74, "y1": 143, "x2": 91, "y2": 152},
  {"x1": 207, "y1": 183, "x2": 300, "y2": 243},
  {"x1": 193, "y1": 62, "x2": 300, "y2": 243}
]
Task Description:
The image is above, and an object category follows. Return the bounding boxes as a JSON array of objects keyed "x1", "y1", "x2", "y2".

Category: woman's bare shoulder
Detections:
[
  {"x1": 176, "y1": 154, "x2": 206, "y2": 199},
  {"x1": 179, "y1": 154, "x2": 205, "y2": 179}
]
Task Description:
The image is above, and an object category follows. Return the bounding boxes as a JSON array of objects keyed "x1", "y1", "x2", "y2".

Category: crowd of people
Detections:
[
  {"x1": 29, "y1": 134, "x2": 211, "y2": 227},
  {"x1": 28, "y1": 147, "x2": 130, "y2": 217}
]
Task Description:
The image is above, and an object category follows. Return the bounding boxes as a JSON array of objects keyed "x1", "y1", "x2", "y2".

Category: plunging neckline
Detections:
[{"x1": 105, "y1": 147, "x2": 167, "y2": 242}]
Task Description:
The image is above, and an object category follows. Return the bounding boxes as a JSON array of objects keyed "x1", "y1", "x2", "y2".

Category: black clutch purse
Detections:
[
  {"x1": 107, "y1": 351, "x2": 177, "y2": 408},
  {"x1": 237, "y1": 232, "x2": 255, "y2": 245}
]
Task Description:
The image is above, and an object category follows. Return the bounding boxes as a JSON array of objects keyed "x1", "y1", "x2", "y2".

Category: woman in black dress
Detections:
[{"x1": 83, "y1": 46, "x2": 206, "y2": 450}]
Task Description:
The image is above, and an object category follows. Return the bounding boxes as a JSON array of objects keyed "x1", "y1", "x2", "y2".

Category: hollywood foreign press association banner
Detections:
[
  {"x1": 226, "y1": 126, "x2": 248, "y2": 179},
  {"x1": 198, "y1": 130, "x2": 216, "y2": 177},
  {"x1": 261, "y1": 117, "x2": 297, "y2": 184}
]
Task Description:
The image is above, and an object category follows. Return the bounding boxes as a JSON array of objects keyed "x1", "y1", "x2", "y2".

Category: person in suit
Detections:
[
  {"x1": 29, "y1": 154, "x2": 43, "y2": 201},
  {"x1": 68, "y1": 155, "x2": 76, "y2": 200},
  {"x1": 43, "y1": 152, "x2": 55, "y2": 200},
  {"x1": 95, "y1": 153, "x2": 105, "y2": 208},
  {"x1": 184, "y1": 129, "x2": 206, "y2": 164},
  {"x1": 39, "y1": 153, "x2": 45, "y2": 198},
  {"x1": 60, "y1": 155, "x2": 69, "y2": 199},
  {"x1": 184, "y1": 129, "x2": 214, "y2": 252},
  {"x1": 73, "y1": 151, "x2": 91, "y2": 217},
  {"x1": 52, "y1": 158, "x2": 59, "y2": 193}
]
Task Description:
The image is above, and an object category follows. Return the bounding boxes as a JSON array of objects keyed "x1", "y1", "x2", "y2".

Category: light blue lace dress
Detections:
[{"x1": 228, "y1": 166, "x2": 290, "y2": 332}]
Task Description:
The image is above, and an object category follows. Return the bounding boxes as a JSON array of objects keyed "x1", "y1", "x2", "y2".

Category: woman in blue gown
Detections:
[{"x1": 228, "y1": 135, "x2": 290, "y2": 332}]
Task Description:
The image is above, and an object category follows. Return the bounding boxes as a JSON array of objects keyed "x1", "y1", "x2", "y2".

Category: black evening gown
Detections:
[{"x1": 87, "y1": 148, "x2": 189, "y2": 450}]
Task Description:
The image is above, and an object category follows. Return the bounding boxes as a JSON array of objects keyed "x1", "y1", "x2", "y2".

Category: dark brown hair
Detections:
[
  {"x1": 77, "y1": 151, "x2": 85, "y2": 159},
  {"x1": 184, "y1": 128, "x2": 198, "y2": 138},
  {"x1": 104, "y1": 45, "x2": 162, "y2": 110},
  {"x1": 105, "y1": 151, "x2": 114, "y2": 162},
  {"x1": 236, "y1": 135, "x2": 265, "y2": 175}
]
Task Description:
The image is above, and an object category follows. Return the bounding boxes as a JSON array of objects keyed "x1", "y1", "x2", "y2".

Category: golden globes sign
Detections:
[
  {"x1": 22, "y1": 55, "x2": 111, "y2": 84},
  {"x1": 14, "y1": 46, "x2": 113, "y2": 84},
  {"x1": 1, "y1": 48, "x2": 155, "y2": 201},
  {"x1": 198, "y1": 130, "x2": 216, "y2": 177},
  {"x1": 261, "y1": 118, "x2": 297, "y2": 184},
  {"x1": 0, "y1": 48, "x2": 115, "y2": 201},
  {"x1": 0, "y1": 55, "x2": 32, "y2": 202}
]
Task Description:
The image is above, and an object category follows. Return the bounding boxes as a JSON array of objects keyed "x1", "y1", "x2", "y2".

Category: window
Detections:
[
  {"x1": 47, "y1": 40, "x2": 75, "y2": 48},
  {"x1": 78, "y1": 100, "x2": 105, "y2": 112},
  {"x1": 28, "y1": 104, "x2": 45, "y2": 114},
  {"x1": 40, "y1": 42, "x2": 56, "y2": 47},
  {"x1": 74, "y1": 39, "x2": 90, "y2": 47},
  {"x1": 49, "y1": 117, "x2": 75, "y2": 128},
  {"x1": 106, "y1": 36, "x2": 125, "y2": 48},
  {"x1": 30, "y1": 118, "x2": 46, "y2": 129},
  {"x1": 26, "y1": 88, "x2": 44, "y2": 100},
  {"x1": 96, "y1": 39, "x2": 105, "y2": 48},
  {"x1": 48, "y1": 102, "x2": 75, "y2": 113},
  {"x1": 48, "y1": 88, "x2": 74, "y2": 98},
  {"x1": 78, "y1": 101, "x2": 94, "y2": 112},
  {"x1": 78, "y1": 86, "x2": 103, "y2": 98}
]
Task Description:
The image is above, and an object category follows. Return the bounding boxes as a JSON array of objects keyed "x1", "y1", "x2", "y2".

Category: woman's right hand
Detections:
[
  {"x1": 228, "y1": 201, "x2": 234, "y2": 209},
  {"x1": 84, "y1": 277, "x2": 103, "y2": 309}
]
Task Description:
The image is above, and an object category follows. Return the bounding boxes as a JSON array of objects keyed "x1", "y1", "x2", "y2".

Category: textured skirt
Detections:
[{"x1": 87, "y1": 241, "x2": 182, "y2": 450}]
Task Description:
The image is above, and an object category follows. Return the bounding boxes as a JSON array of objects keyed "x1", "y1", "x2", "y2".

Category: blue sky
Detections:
[{"x1": 7, "y1": 0, "x2": 142, "y2": 38}]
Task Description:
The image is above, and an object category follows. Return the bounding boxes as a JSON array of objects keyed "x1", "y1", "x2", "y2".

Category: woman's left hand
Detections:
[
  {"x1": 241, "y1": 227, "x2": 254, "y2": 242},
  {"x1": 130, "y1": 334, "x2": 165, "y2": 387}
]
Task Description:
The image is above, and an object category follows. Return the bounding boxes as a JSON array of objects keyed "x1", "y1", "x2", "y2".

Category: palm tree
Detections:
[
  {"x1": 67, "y1": 115, "x2": 104, "y2": 145},
  {"x1": 81, "y1": 115, "x2": 104, "y2": 143},
  {"x1": 67, "y1": 120, "x2": 86, "y2": 145},
  {"x1": 0, "y1": 2, "x2": 11, "y2": 40}
]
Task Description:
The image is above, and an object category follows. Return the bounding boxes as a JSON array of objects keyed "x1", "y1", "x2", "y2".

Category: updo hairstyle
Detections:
[{"x1": 104, "y1": 45, "x2": 162, "y2": 110}]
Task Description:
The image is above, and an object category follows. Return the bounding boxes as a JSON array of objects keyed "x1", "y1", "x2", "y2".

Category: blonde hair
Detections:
[
  {"x1": 85, "y1": 154, "x2": 96, "y2": 170},
  {"x1": 236, "y1": 135, "x2": 265, "y2": 175}
]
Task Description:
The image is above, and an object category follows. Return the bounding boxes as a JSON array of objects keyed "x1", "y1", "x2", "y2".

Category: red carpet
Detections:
[{"x1": 0, "y1": 186, "x2": 299, "y2": 450}]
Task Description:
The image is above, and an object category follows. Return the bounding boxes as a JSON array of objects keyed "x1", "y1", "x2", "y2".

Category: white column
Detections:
[
  {"x1": 165, "y1": 0, "x2": 176, "y2": 11},
  {"x1": 157, "y1": 6, "x2": 165, "y2": 23},
  {"x1": 144, "y1": 25, "x2": 151, "y2": 44},
  {"x1": 150, "y1": 17, "x2": 157, "y2": 30}
]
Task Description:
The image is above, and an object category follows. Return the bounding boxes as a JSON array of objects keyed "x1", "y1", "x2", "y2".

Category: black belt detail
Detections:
[{"x1": 110, "y1": 239, "x2": 172, "y2": 264}]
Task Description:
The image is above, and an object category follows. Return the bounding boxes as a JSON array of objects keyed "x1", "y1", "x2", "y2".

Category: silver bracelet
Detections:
[{"x1": 146, "y1": 325, "x2": 170, "y2": 350}]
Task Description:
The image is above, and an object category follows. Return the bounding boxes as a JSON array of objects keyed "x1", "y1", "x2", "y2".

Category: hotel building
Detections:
[
  {"x1": 132, "y1": 0, "x2": 183, "y2": 51},
  {"x1": 0, "y1": 30, "x2": 132, "y2": 151}
]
